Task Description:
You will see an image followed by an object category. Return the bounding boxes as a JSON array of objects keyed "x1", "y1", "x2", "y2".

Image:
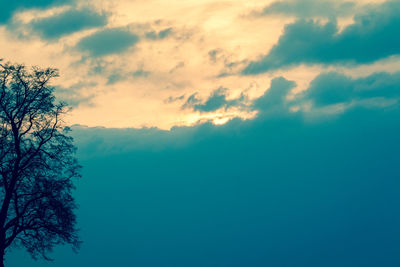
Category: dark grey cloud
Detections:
[
  {"x1": 0, "y1": 0, "x2": 72, "y2": 24},
  {"x1": 182, "y1": 88, "x2": 247, "y2": 112},
  {"x1": 181, "y1": 78, "x2": 295, "y2": 114},
  {"x1": 253, "y1": 77, "x2": 296, "y2": 114},
  {"x1": 183, "y1": 70, "x2": 400, "y2": 117},
  {"x1": 31, "y1": 7, "x2": 108, "y2": 40},
  {"x1": 243, "y1": 0, "x2": 400, "y2": 74},
  {"x1": 181, "y1": 93, "x2": 201, "y2": 110},
  {"x1": 76, "y1": 28, "x2": 139, "y2": 57},
  {"x1": 193, "y1": 88, "x2": 232, "y2": 112},
  {"x1": 301, "y1": 71, "x2": 400, "y2": 107},
  {"x1": 261, "y1": 0, "x2": 356, "y2": 18}
]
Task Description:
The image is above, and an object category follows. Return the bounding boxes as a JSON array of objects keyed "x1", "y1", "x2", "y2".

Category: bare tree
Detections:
[{"x1": 0, "y1": 61, "x2": 81, "y2": 267}]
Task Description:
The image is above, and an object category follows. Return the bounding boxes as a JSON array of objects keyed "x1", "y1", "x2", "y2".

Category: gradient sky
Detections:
[{"x1": 2, "y1": 0, "x2": 400, "y2": 266}]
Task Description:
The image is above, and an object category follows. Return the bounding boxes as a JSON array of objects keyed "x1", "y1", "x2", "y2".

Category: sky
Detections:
[{"x1": 2, "y1": 0, "x2": 400, "y2": 266}]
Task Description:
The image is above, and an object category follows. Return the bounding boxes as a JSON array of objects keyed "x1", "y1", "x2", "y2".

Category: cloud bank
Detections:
[
  {"x1": 243, "y1": 0, "x2": 400, "y2": 74},
  {"x1": 10, "y1": 76, "x2": 400, "y2": 266}
]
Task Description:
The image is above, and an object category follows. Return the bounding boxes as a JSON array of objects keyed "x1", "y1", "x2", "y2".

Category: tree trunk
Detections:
[
  {"x1": 0, "y1": 229, "x2": 5, "y2": 267},
  {"x1": 0, "y1": 245, "x2": 4, "y2": 267}
]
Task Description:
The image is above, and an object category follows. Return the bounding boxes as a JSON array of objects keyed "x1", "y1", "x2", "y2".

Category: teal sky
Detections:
[{"x1": 2, "y1": 0, "x2": 400, "y2": 266}]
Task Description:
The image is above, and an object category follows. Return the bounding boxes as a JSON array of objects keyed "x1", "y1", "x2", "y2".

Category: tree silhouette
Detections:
[{"x1": 0, "y1": 61, "x2": 81, "y2": 267}]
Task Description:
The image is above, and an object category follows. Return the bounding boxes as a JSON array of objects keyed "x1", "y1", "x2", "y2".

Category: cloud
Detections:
[
  {"x1": 31, "y1": 7, "x2": 108, "y2": 40},
  {"x1": 301, "y1": 71, "x2": 400, "y2": 107},
  {"x1": 68, "y1": 75, "x2": 400, "y2": 158},
  {"x1": 181, "y1": 93, "x2": 201, "y2": 110},
  {"x1": 181, "y1": 70, "x2": 400, "y2": 116},
  {"x1": 165, "y1": 95, "x2": 186, "y2": 104},
  {"x1": 76, "y1": 28, "x2": 139, "y2": 57},
  {"x1": 55, "y1": 81, "x2": 97, "y2": 107},
  {"x1": 182, "y1": 88, "x2": 247, "y2": 112},
  {"x1": 169, "y1": 61, "x2": 185, "y2": 74},
  {"x1": 208, "y1": 49, "x2": 221, "y2": 63},
  {"x1": 8, "y1": 65, "x2": 400, "y2": 266},
  {"x1": 194, "y1": 88, "x2": 233, "y2": 112},
  {"x1": 106, "y1": 69, "x2": 151, "y2": 84},
  {"x1": 253, "y1": 77, "x2": 296, "y2": 114},
  {"x1": 243, "y1": 0, "x2": 400, "y2": 74},
  {"x1": 145, "y1": 27, "x2": 173, "y2": 40},
  {"x1": 181, "y1": 77, "x2": 296, "y2": 115},
  {"x1": 106, "y1": 73, "x2": 123, "y2": 85},
  {"x1": 261, "y1": 0, "x2": 355, "y2": 18},
  {"x1": 132, "y1": 69, "x2": 150, "y2": 78},
  {"x1": 0, "y1": 0, "x2": 72, "y2": 24}
]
